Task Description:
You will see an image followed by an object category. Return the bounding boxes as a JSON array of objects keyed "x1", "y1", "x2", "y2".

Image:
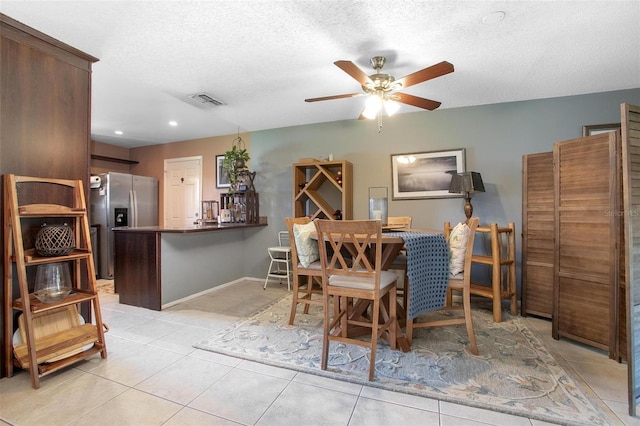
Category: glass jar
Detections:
[
  {"x1": 34, "y1": 262, "x2": 72, "y2": 303},
  {"x1": 368, "y1": 187, "x2": 388, "y2": 226}
]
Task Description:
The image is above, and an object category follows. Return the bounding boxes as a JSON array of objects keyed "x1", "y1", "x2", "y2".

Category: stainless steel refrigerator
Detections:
[{"x1": 90, "y1": 172, "x2": 158, "y2": 279}]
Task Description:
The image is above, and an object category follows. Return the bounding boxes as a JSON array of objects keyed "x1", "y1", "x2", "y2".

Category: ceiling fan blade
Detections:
[
  {"x1": 395, "y1": 93, "x2": 441, "y2": 110},
  {"x1": 396, "y1": 61, "x2": 454, "y2": 89},
  {"x1": 334, "y1": 60, "x2": 373, "y2": 86},
  {"x1": 305, "y1": 93, "x2": 363, "y2": 102}
]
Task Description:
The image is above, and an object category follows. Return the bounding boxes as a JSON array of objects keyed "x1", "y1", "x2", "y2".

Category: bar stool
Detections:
[{"x1": 264, "y1": 231, "x2": 292, "y2": 290}]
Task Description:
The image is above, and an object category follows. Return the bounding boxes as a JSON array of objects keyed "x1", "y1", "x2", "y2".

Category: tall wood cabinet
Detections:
[
  {"x1": 0, "y1": 14, "x2": 98, "y2": 378},
  {"x1": 293, "y1": 160, "x2": 353, "y2": 220}
]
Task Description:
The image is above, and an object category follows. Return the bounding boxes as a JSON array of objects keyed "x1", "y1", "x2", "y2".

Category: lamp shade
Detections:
[{"x1": 449, "y1": 171, "x2": 485, "y2": 194}]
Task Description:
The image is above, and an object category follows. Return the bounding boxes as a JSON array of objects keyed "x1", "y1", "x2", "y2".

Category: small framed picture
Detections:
[
  {"x1": 216, "y1": 155, "x2": 230, "y2": 189},
  {"x1": 582, "y1": 123, "x2": 621, "y2": 137},
  {"x1": 391, "y1": 149, "x2": 466, "y2": 200}
]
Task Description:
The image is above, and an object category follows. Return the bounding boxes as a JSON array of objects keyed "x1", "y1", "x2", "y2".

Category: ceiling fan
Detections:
[{"x1": 305, "y1": 56, "x2": 454, "y2": 131}]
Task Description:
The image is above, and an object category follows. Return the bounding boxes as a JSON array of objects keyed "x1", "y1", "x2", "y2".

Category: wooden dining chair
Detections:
[
  {"x1": 315, "y1": 219, "x2": 398, "y2": 381},
  {"x1": 284, "y1": 217, "x2": 323, "y2": 325},
  {"x1": 387, "y1": 216, "x2": 412, "y2": 308},
  {"x1": 405, "y1": 216, "x2": 480, "y2": 355}
]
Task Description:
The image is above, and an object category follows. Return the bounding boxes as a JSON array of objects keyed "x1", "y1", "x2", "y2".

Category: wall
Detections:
[
  {"x1": 94, "y1": 88, "x2": 640, "y2": 289},
  {"x1": 249, "y1": 88, "x2": 640, "y2": 283},
  {"x1": 90, "y1": 141, "x2": 134, "y2": 174},
  {"x1": 128, "y1": 133, "x2": 251, "y2": 226}
]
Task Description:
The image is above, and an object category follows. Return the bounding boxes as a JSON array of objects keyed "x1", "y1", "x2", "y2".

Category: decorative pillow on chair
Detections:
[
  {"x1": 448, "y1": 222, "x2": 470, "y2": 276},
  {"x1": 293, "y1": 221, "x2": 319, "y2": 268}
]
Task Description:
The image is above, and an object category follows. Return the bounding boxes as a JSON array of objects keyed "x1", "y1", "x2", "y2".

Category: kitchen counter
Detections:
[
  {"x1": 112, "y1": 222, "x2": 266, "y2": 233},
  {"x1": 112, "y1": 221, "x2": 268, "y2": 310}
]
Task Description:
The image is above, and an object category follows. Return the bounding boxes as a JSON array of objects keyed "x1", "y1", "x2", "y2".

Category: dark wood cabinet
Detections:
[
  {"x1": 114, "y1": 231, "x2": 161, "y2": 311},
  {"x1": 0, "y1": 13, "x2": 98, "y2": 378}
]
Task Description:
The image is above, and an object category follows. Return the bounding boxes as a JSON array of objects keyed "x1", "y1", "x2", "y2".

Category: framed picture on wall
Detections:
[
  {"x1": 391, "y1": 149, "x2": 466, "y2": 200},
  {"x1": 216, "y1": 155, "x2": 231, "y2": 189},
  {"x1": 582, "y1": 122, "x2": 621, "y2": 136}
]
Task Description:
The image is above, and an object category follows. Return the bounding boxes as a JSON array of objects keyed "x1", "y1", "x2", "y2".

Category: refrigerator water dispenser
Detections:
[{"x1": 114, "y1": 208, "x2": 128, "y2": 227}]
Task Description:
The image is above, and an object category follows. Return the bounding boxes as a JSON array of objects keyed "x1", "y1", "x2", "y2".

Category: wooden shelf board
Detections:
[
  {"x1": 14, "y1": 323, "x2": 99, "y2": 367},
  {"x1": 21, "y1": 248, "x2": 92, "y2": 265},
  {"x1": 13, "y1": 290, "x2": 97, "y2": 313},
  {"x1": 91, "y1": 154, "x2": 138, "y2": 164},
  {"x1": 18, "y1": 204, "x2": 86, "y2": 216}
]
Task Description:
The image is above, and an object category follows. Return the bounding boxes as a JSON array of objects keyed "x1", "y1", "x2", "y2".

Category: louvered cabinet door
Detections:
[
  {"x1": 522, "y1": 152, "x2": 554, "y2": 318},
  {"x1": 552, "y1": 132, "x2": 620, "y2": 357}
]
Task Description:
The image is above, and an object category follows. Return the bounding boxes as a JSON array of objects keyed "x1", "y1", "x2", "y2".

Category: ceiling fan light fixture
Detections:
[
  {"x1": 384, "y1": 99, "x2": 400, "y2": 116},
  {"x1": 363, "y1": 95, "x2": 382, "y2": 119},
  {"x1": 307, "y1": 55, "x2": 453, "y2": 132}
]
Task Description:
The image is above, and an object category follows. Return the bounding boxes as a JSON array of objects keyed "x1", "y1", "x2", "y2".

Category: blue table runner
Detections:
[{"x1": 385, "y1": 231, "x2": 449, "y2": 319}]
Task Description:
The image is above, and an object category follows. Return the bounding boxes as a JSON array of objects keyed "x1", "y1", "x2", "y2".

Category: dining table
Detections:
[{"x1": 313, "y1": 227, "x2": 450, "y2": 352}]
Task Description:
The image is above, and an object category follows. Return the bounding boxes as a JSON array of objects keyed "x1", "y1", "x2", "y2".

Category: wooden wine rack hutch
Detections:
[
  {"x1": 3, "y1": 175, "x2": 107, "y2": 388},
  {"x1": 293, "y1": 160, "x2": 353, "y2": 220}
]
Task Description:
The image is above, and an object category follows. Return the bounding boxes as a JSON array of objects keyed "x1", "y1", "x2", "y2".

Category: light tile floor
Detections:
[{"x1": 1, "y1": 279, "x2": 638, "y2": 426}]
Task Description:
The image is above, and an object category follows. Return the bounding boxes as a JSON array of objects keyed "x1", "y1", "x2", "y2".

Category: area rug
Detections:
[{"x1": 194, "y1": 295, "x2": 609, "y2": 426}]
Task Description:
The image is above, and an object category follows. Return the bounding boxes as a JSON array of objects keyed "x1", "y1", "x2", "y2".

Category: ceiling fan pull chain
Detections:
[{"x1": 377, "y1": 110, "x2": 383, "y2": 133}]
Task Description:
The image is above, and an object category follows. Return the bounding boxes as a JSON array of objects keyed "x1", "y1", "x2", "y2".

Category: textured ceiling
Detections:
[{"x1": 3, "y1": 1, "x2": 639, "y2": 147}]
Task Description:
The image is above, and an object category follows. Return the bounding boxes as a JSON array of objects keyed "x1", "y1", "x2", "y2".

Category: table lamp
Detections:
[{"x1": 448, "y1": 171, "x2": 485, "y2": 221}]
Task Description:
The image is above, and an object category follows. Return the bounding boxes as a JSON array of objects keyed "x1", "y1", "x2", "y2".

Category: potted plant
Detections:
[{"x1": 222, "y1": 143, "x2": 250, "y2": 191}]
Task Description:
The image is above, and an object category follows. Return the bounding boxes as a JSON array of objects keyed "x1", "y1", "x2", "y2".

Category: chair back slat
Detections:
[
  {"x1": 387, "y1": 216, "x2": 412, "y2": 228},
  {"x1": 315, "y1": 219, "x2": 382, "y2": 285}
]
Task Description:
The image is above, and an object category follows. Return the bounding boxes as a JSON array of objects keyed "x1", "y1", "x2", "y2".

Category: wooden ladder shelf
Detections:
[
  {"x1": 3, "y1": 175, "x2": 108, "y2": 388},
  {"x1": 470, "y1": 223, "x2": 517, "y2": 322}
]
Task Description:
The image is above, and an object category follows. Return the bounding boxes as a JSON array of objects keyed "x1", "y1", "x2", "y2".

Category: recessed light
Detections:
[
  {"x1": 169, "y1": 121, "x2": 178, "y2": 126},
  {"x1": 482, "y1": 11, "x2": 505, "y2": 24},
  {"x1": 114, "y1": 130, "x2": 123, "y2": 135}
]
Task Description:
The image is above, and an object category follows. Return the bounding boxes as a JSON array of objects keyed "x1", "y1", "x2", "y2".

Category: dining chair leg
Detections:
[
  {"x1": 402, "y1": 273, "x2": 408, "y2": 309},
  {"x1": 444, "y1": 287, "x2": 453, "y2": 307},
  {"x1": 302, "y1": 276, "x2": 312, "y2": 314},
  {"x1": 341, "y1": 296, "x2": 349, "y2": 338},
  {"x1": 389, "y1": 287, "x2": 397, "y2": 351},
  {"x1": 288, "y1": 277, "x2": 302, "y2": 325},
  {"x1": 369, "y1": 298, "x2": 380, "y2": 381},
  {"x1": 405, "y1": 318, "x2": 414, "y2": 346},
  {"x1": 321, "y1": 290, "x2": 331, "y2": 371},
  {"x1": 463, "y1": 287, "x2": 479, "y2": 355}
]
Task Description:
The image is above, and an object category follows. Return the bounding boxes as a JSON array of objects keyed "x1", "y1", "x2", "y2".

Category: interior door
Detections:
[{"x1": 164, "y1": 156, "x2": 202, "y2": 228}]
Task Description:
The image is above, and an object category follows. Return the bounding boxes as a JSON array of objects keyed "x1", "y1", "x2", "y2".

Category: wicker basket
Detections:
[{"x1": 35, "y1": 223, "x2": 75, "y2": 256}]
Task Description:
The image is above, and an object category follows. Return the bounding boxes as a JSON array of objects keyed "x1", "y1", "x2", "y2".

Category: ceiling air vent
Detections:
[{"x1": 185, "y1": 92, "x2": 225, "y2": 109}]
